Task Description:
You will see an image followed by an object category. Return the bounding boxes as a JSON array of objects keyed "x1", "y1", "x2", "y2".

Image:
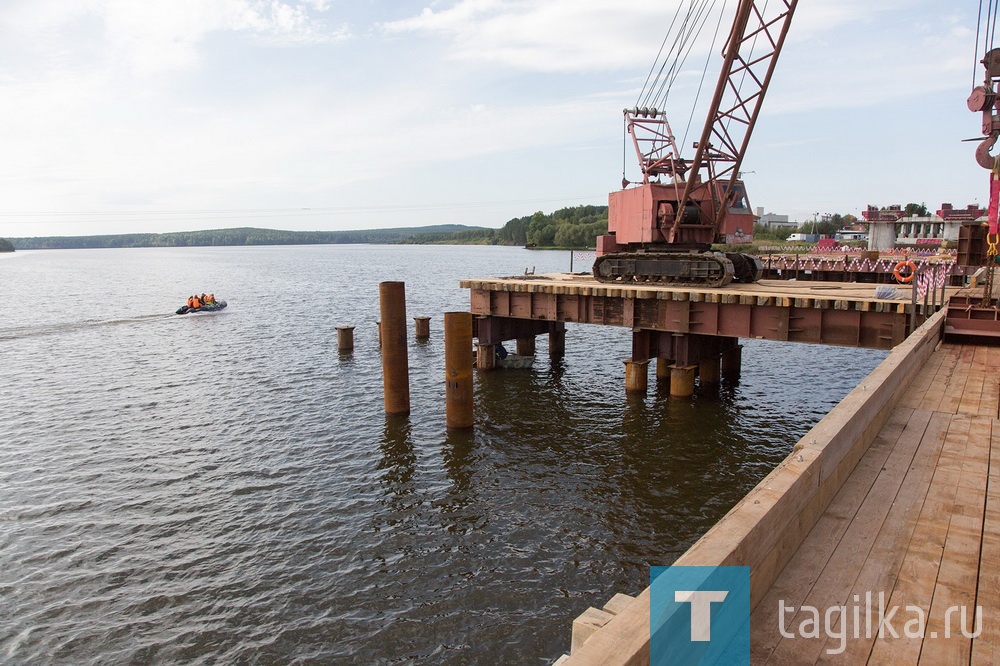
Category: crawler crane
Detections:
[{"x1": 594, "y1": 0, "x2": 797, "y2": 287}]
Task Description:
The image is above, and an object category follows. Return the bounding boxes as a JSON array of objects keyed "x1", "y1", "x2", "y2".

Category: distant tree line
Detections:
[
  {"x1": 0, "y1": 237, "x2": 13, "y2": 252},
  {"x1": 9, "y1": 225, "x2": 485, "y2": 250},
  {"x1": 9, "y1": 206, "x2": 610, "y2": 251},
  {"x1": 495, "y1": 205, "x2": 608, "y2": 247},
  {"x1": 405, "y1": 205, "x2": 609, "y2": 248}
]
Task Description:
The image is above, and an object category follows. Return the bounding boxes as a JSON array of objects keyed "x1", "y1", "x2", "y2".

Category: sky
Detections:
[{"x1": 0, "y1": 0, "x2": 991, "y2": 237}]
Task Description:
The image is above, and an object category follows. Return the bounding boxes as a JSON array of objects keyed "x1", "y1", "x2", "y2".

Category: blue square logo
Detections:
[{"x1": 650, "y1": 566, "x2": 750, "y2": 666}]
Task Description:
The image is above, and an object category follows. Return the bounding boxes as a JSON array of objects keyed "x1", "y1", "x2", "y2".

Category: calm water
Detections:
[{"x1": 0, "y1": 245, "x2": 888, "y2": 664}]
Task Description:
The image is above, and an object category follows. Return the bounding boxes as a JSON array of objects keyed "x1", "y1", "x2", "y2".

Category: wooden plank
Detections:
[
  {"x1": 956, "y1": 345, "x2": 989, "y2": 416},
  {"x1": 749, "y1": 409, "x2": 918, "y2": 662},
  {"x1": 758, "y1": 410, "x2": 934, "y2": 665},
  {"x1": 978, "y1": 346, "x2": 1000, "y2": 418},
  {"x1": 897, "y1": 344, "x2": 949, "y2": 410},
  {"x1": 866, "y1": 416, "x2": 973, "y2": 664},
  {"x1": 971, "y1": 418, "x2": 1000, "y2": 663},
  {"x1": 916, "y1": 416, "x2": 990, "y2": 665},
  {"x1": 812, "y1": 411, "x2": 952, "y2": 664},
  {"x1": 936, "y1": 346, "x2": 974, "y2": 415},
  {"x1": 916, "y1": 345, "x2": 963, "y2": 414}
]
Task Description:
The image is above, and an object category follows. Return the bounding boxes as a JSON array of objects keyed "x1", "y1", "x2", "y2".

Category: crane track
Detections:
[{"x1": 592, "y1": 251, "x2": 762, "y2": 288}]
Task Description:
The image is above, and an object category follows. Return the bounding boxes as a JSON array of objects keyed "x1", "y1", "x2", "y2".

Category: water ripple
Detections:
[{"x1": 0, "y1": 246, "x2": 888, "y2": 664}]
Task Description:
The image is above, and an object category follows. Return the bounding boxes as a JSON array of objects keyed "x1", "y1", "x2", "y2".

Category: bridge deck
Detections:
[
  {"x1": 751, "y1": 341, "x2": 1000, "y2": 664},
  {"x1": 462, "y1": 274, "x2": 955, "y2": 350}
]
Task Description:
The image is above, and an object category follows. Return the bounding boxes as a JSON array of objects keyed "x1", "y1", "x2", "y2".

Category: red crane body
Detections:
[{"x1": 594, "y1": 0, "x2": 798, "y2": 287}]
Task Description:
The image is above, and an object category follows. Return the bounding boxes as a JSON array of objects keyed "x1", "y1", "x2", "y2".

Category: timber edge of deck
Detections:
[
  {"x1": 460, "y1": 274, "x2": 921, "y2": 314},
  {"x1": 555, "y1": 309, "x2": 948, "y2": 665}
]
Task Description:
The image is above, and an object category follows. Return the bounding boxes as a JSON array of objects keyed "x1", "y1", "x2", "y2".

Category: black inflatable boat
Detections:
[{"x1": 176, "y1": 300, "x2": 227, "y2": 315}]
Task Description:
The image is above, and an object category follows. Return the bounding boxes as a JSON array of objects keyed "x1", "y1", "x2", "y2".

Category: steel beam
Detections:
[{"x1": 469, "y1": 288, "x2": 907, "y2": 350}]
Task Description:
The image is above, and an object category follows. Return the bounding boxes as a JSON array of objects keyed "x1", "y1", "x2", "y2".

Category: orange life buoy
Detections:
[{"x1": 893, "y1": 260, "x2": 916, "y2": 283}]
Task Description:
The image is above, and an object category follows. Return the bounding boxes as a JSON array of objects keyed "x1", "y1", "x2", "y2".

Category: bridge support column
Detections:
[
  {"x1": 516, "y1": 337, "x2": 536, "y2": 356},
  {"x1": 623, "y1": 359, "x2": 650, "y2": 393},
  {"x1": 670, "y1": 365, "x2": 697, "y2": 398},
  {"x1": 414, "y1": 316, "x2": 431, "y2": 340},
  {"x1": 336, "y1": 325, "x2": 355, "y2": 352},
  {"x1": 549, "y1": 327, "x2": 566, "y2": 361},
  {"x1": 699, "y1": 356, "x2": 721, "y2": 385},
  {"x1": 722, "y1": 345, "x2": 743, "y2": 380},
  {"x1": 444, "y1": 312, "x2": 474, "y2": 429},
  {"x1": 379, "y1": 281, "x2": 410, "y2": 415},
  {"x1": 476, "y1": 343, "x2": 496, "y2": 370},
  {"x1": 656, "y1": 357, "x2": 673, "y2": 386}
]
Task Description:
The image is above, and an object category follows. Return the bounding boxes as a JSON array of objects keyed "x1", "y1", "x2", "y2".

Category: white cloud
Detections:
[
  {"x1": 381, "y1": 0, "x2": 683, "y2": 73},
  {"x1": 0, "y1": 0, "x2": 348, "y2": 78},
  {"x1": 0, "y1": 0, "x2": 990, "y2": 236}
]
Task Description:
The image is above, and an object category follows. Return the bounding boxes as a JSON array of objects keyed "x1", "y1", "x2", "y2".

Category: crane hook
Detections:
[{"x1": 976, "y1": 133, "x2": 999, "y2": 169}]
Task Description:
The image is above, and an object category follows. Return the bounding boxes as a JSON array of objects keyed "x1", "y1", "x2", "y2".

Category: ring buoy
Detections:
[{"x1": 893, "y1": 260, "x2": 917, "y2": 283}]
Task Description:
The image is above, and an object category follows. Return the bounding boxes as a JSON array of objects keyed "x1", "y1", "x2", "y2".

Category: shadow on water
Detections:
[
  {"x1": 375, "y1": 415, "x2": 418, "y2": 526},
  {"x1": 441, "y1": 427, "x2": 477, "y2": 495},
  {"x1": 472, "y1": 363, "x2": 788, "y2": 567}
]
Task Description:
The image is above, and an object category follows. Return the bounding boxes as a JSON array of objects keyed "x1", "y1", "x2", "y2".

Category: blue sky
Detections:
[{"x1": 0, "y1": 0, "x2": 988, "y2": 237}]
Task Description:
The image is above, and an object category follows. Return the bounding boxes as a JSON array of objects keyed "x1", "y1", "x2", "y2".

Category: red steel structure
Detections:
[{"x1": 595, "y1": 0, "x2": 797, "y2": 287}]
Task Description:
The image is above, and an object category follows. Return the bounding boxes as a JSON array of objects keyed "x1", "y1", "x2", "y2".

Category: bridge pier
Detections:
[
  {"x1": 549, "y1": 326, "x2": 566, "y2": 361},
  {"x1": 474, "y1": 316, "x2": 564, "y2": 370},
  {"x1": 476, "y1": 343, "x2": 496, "y2": 370},
  {"x1": 722, "y1": 344, "x2": 743, "y2": 380},
  {"x1": 623, "y1": 359, "x2": 650, "y2": 393},
  {"x1": 628, "y1": 328, "x2": 738, "y2": 395},
  {"x1": 669, "y1": 365, "x2": 697, "y2": 398},
  {"x1": 655, "y1": 357, "x2": 672, "y2": 386},
  {"x1": 699, "y1": 356, "x2": 721, "y2": 385}
]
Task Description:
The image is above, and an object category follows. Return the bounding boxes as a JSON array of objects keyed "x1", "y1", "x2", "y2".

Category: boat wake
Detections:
[{"x1": 0, "y1": 313, "x2": 177, "y2": 341}]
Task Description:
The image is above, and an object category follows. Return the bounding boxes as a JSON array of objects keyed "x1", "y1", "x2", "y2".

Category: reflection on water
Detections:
[{"x1": 0, "y1": 245, "x2": 889, "y2": 664}]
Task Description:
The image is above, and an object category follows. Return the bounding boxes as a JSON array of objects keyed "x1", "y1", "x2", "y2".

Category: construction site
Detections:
[{"x1": 449, "y1": 1, "x2": 1000, "y2": 662}]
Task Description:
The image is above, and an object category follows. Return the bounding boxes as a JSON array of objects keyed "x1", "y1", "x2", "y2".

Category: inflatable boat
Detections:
[{"x1": 176, "y1": 300, "x2": 227, "y2": 315}]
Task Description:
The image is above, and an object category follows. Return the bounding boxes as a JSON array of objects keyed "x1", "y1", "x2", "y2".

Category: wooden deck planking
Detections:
[
  {"x1": 914, "y1": 345, "x2": 962, "y2": 414},
  {"x1": 814, "y1": 411, "x2": 953, "y2": 664},
  {"x1": 971, "y1": 419, "x2": 1000, "y2": 663},
  {"x1": 955, "y1": 346, "x2": 990, "y2": 416},
  {"x1": 864, "y1": 416, "x2": 972, "y2": 664},
  {"x1": 748, "y1": 408, "x2": 920, "y2": 663},
  {"x1": 916, "y1": 416, "x2": 991, "y2": 665},
  {"x1": 936, "y1": 346, "x2": 975, "y2": 415},
  {"x1": 757, "y1": 409, "x2": 934, "y2": 665},
  {"x1": 898, "y1": 345, "x2": 949, "y2": 410},
  {"x1": 751, "y1": 342, "x2": 998, "y2": 665}
]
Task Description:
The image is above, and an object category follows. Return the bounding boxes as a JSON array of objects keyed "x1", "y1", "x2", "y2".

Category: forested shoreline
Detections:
[{"x1": 8, "y1": 205, "x2": 611, "y2": 251}]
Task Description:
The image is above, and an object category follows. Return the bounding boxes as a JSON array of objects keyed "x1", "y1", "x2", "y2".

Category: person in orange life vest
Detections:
[
  {"x1": 206, "y1": 293, "x2": 215, "y2": 304},
  {"x1": 187, "y1": 295, "x2": 195, "y2": 308},
  {"x1": 191, "y1": 294, "x2": 202, "y2": 308}
]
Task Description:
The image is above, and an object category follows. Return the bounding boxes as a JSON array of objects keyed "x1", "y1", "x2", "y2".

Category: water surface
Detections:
[{"x1": 0, "y1": 245, "x2": 887, "y2": 664}]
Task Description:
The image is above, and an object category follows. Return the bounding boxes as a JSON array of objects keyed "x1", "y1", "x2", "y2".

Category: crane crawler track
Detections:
[{"x1": 592, "y1": 252, "x2": 736, "y2": 288}]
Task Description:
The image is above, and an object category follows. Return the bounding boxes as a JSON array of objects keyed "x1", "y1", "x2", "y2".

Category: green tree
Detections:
[
  {"x1": 904, "y1": 202, "x2": 928, "y2": 217},
  {"x1": 753, "y1": 223, "x2": 793, "y2": 241}
]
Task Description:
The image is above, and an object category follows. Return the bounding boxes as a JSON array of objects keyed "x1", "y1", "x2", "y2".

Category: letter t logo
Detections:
[{"x1": 675, "y1": 590, "x2": 729, "y2": 641}]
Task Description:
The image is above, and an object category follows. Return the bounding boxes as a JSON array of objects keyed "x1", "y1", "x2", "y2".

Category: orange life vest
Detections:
[{"x1": 192, "y1": 297, "x2": 202, "y2": 308}]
